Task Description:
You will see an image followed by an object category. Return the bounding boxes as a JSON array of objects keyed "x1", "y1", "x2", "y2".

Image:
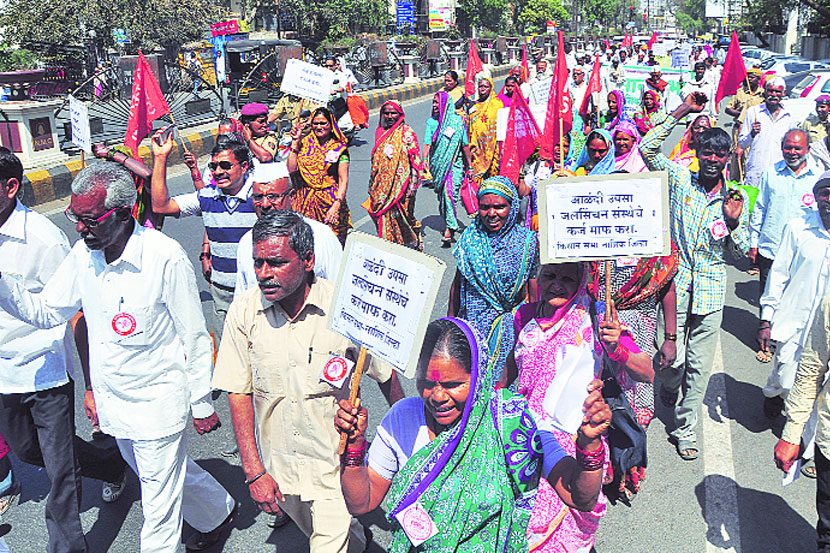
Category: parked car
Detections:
[
  {"x1": 784, "y1": 70, "x2": 814, "y2": 96},
  {"x1": 790, "y1": 70, "x2": 830, "y2": 100},
  {"x1": 758, "y1": 56, "x2": 828, "y2": 78},
  {"x1": 783, "y1": 97, "x2": 816, "y2": 124},
  {"x1": 743, "y1": 47, "x2": 776, "y2": 66}
]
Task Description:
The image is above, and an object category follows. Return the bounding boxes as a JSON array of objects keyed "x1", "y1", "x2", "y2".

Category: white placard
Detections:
[
  {"x1": 280, "y1": 58, "x2": 335, "y2": 105},
  {"x1": 328, "y1": 232, "x2": 446, "y2": 378},
  {"x1": 541, "y1": 341, "x2": 599, "y2": 434},
  {"x1": 68, "y1": 96, "x2": 91, "y2": 154},
  {"x1": 496, "y1": 105, "x2": 547, "y2": 141},
  {"x1": 532, "y1": 78, "x2": 552, "y2": 105},
  {"x1": 538, "y1": 171, "x2": 670, "y2": 263}
]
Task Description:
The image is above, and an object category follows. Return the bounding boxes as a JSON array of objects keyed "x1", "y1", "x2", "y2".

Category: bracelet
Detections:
[
  {"x1": 608, "y1": 344, "x2": 630, "y2": 364},
  {"x1": 575, "y1": 440, "x2": 605, "y2": 471},
  {"x1": 199, "y1": 252, "x2": 211, "y2": 260},
  {"x1": 245, "y1": 470, "x2": 267, "y2": 485},
  {"x1": 342, "y1": 441, "x2": 367, "y2": 467},
  {"x1": 664, "y1": 332, "x2": 677, "y2": 341}
]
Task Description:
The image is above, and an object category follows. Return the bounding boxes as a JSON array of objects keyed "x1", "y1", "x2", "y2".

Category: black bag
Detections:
[{"x1": 588, "y1": 301, "x2": 648, "y2": 478}]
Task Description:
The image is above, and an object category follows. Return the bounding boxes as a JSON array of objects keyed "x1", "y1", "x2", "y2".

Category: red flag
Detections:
[
  {"x1": 540, "y1": 31, "x2": 572, "y2": 162},
  {"x1": 124, "y1": 51, "x2": 170, "y2": 156},
  {"x1": 604, "y1": 39, "x2": 611, "y2": 50},
  {"x1": 647, "y1": 31, "x2": 658, "y2": 50},
  {"x1": 714, "y1": 31, "x2": 748, "y2": 113},
  {"x1": 521, "y1": 43, "x2": 530, "y2": 82},
  {"x1": 623, "y1": 33, "x2": 629, "y2": 47},
  {"x1": 500, "y1": 87, "x2": 541, "y2": 185},
  {"x1": 465, "y1": 39, "x2": 484, "y2": 97},
  {"x1": 579, "y1": 54, "x2": 603, "y2": 118}
]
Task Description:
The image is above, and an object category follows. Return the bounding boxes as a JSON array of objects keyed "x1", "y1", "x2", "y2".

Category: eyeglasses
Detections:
[
  {"x1": 325, "y1": 64, "x2": 335, "y2": 68},
  {"x1": 252, "y1": 190, "x2": 292, "y2": 203},
  {"x1": 208, "y1": 160, "x2": 238, "y2": 171},
  {"x1": 64, "y1": 206, "x2": 119, "y2": 228}
]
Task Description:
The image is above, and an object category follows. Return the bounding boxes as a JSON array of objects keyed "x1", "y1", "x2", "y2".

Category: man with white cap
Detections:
[
  {"x1": 739, "y1": 76, "x2": 797, "y2": 188},
  {"x1": 235, "y1": 162, "x2": 343, "y2": 294}
]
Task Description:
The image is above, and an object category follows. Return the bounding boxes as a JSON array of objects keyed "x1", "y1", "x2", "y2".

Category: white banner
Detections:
[
  {"x1": 328, "y1": 232, "x2": 446, "y2": 378},
  {"x1": 68, "y1": 96, "x2": 91, "y2": 154},
  {"x1": 281, "y1": 58, "x2": 335, "y2": 105},
  {"x1": 537, "y1": 171, "x2": 671, "y2": 263}
]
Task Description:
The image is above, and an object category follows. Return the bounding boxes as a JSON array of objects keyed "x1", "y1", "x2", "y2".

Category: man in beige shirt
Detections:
[
  {"x1": 775, "y1": 288, "x2": 830, "y2": 552},
  {"x1": 212, "y1": 210, "x2": 402, "y2": 553}
]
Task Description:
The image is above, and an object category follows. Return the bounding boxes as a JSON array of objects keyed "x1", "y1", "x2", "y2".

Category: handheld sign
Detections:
[
  {"x1": 330, "y1": 232, "x2": 445, "y2": 454},
  {"x1": 531, "y1": 77, "x2": 552, "y2": 105},
  {"x1": 68, "y1": 96, "x2": 92, "y2": 154},
  {"x1": 537, "y1": 171, "x2": 670, "y2": 263},
  {"x1": 281, "y1": 58, "x2": 335, "y2": 106}
]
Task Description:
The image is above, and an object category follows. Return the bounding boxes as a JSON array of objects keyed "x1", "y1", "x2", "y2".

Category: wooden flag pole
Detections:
[
  {"x1": 604, "y1": 260, "x2": 613, "y2": 320},
  {"x1": 80, "y1": 151, "x2": 85, "y2": 169},
  {"x1": 338, "y1": 346, "x2": 369, "y2": 455}
]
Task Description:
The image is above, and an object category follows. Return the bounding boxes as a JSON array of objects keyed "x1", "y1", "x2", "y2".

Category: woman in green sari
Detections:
[
  {"x1": 424, "y1": 91, "x2": 472, "y2": 245},
  {"x1": 335, "y1": 318, "x2": 610, "y2": 553}
]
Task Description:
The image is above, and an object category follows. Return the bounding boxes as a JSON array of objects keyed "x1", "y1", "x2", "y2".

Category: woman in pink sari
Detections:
[
  {"x1": 501, "y1": 262, "x2": 654, "y2": 552},
  {"x1": 613, "y1": 121, "x2": 647, "y2": 173}
]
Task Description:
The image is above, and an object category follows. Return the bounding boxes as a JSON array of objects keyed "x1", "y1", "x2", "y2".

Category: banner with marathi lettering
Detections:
[
  {"x1": 537, "y1": 171, "x2": 670, "y2": 263},
  {"x1": 610, "y1": 64, "x2": 692, "y2": 115},
  {"x1": 328, "y1": 232, "x2": 446, "y2": 378}
]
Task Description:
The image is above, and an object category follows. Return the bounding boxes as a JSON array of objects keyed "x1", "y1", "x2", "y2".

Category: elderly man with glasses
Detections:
[{"x1": 0, "y1": 161, "x2": 237, "y2": 553}]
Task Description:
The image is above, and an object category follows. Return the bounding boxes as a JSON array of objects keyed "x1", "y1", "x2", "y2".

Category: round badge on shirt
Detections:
[{"x1": 111, "y1": 313, "x2": 137, "y2": 336}]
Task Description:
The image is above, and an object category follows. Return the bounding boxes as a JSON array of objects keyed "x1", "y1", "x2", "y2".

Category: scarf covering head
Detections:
[
  {"x1": 513, "y1": 263, "x2": 610, "y2": 550},
  {"x1": 575, "y1": 129, "x2": 617, "y2": 175},
  {"x1": 387, "y1": 317, "x2": 541, "y2": 553},
  {"x1": 297, "y1": 107, "x2": 347, "y2": 189},
  {"x1": 429, "y1": 91, "x2": 468, "y2": 225},
  {"x1": 469, "y1": 77, "x2": 504, "y2": 181},
  {"x1": 613, "y1": 121, "x2": 647, "y2": 173},
  {"x1": 669, "y1": 114, "x2": 712, "y2": 171},
  {"x1": 373, "y1": 100, "x2": 406, "y2": 148},
  {"x1": 641, "y1": 90, "x2": 661, "y2": 113},
  {"x1": 605, "y1": 90, "x2": 633, "y2": 129},
  {"x1": 453, "y1": 176, "x2": 538, "y2": 382}
]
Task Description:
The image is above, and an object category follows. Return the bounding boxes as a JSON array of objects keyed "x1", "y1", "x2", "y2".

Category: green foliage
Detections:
[
  {"x1": 458, "y1": 0, "x2": 511, "y2": 33},
  {"x1": 581, "y1": 0, "x2": 622, "y2": 30},
  {"x1": 250, "y1": 0, "x2": 386, "y2": 42},
  {"x1": 739, "y1": 0, "x2": 795, "y2": 32},
  {"x1": 516, "y1": 0, "x2": 568, "y2": 34},
  {"x1": 0, "y1": 0, "x2": 226, "y2": 52},
  {"x1": 0, "y1": 47, "x2": 40, "y2": 71},
  {"x1": 675, "y1": 0, "x2": 707, "y2": 35}
]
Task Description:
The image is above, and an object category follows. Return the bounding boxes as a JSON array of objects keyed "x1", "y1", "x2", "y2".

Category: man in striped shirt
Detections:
[{"x1": 150, "y1": 133, "x2": 258, "y2": 330}]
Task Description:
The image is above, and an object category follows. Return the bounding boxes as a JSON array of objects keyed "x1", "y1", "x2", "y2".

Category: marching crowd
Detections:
[{"x1": 1, "y1": 34, "x2": 830, "y2": 553}]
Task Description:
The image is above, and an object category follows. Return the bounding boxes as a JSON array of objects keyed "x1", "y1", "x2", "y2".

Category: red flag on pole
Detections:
[
  {"x1": 540, "y1": 31, "x2": 572, "y2": 162},
  {"x1": 714, "y1": 31, "x2": 748, "y2": 113},
  {"x1": 623, "y1": 33, "x2": 629, "y2": 47},
  {"x1": 579, "y1": 54, "x2": 603, "y2": 118},
  {"x1": 500, "y1": 87, "x2": 541, "y2": 185},
  {"x1": 465, "y1": 39, "x2": 484, "y2": 97},
  {"x1": 604, "y1": 39, "x2": 611, "y2": 50},
  {"x1": 124, "y1": 51, "x2": 170, "y2": 156},
  {"x1": 521, "y1": 42, "x2": 530, "y2": 82},
  {"x1": 647, "y1": 31, "x2": 658, "y2": 50}
]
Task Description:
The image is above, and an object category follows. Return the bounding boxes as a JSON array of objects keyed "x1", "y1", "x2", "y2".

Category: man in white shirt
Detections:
[
  {"x1": 681, "y1": 62, "x2": 716, "y2": 117},
  {"x1": 235, "y1": 162, "x2": 342, "y2": 295},
  {"x1": 0, "y1": 150, "x2": 128, "y2": 553},
  {"x1": 739, "y1": 77, "x2": 797, "y2": 188},
  {"x1": 758, "y1": 174, "x2": 830, "y2": 422},
  {"x1": 750, "y1": 129, "x2": 820, "y2": 305},
  {"x1": 570, "y1": 65, "x2": 588, "y2": 115},
  {"x1": 0, "y1": 162, "x2": 236, "y2": 553}
]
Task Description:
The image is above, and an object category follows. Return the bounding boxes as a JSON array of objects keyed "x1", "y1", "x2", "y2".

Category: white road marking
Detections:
[{"x1": 703, "y1": 335, "x2": 741, "y2": 552}]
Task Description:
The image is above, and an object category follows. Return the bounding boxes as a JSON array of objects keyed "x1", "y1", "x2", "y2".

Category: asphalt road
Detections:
[{"x1": 1, "y1": 93, "x2": 820, "y2": 553}]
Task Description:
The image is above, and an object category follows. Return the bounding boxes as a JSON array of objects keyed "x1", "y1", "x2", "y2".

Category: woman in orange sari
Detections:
[
  {"x1": 367, "y1": 101, "x2": 425, "y2": 250},
  {"x1": 667, "y1": 114, "x2": 712, "y2": 172},
  {"x1": 468, "y1": 77, "x2": 504, "y2": 188},
  {"x1": 287, "y1": 107, "x2": 352, "y2": 244}
]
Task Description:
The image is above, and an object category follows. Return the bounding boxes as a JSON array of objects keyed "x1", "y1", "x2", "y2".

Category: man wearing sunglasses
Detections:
[
  {"x1": 0, "y1": 162, "x2": 238, "y2": 552},
  {"x1": 233, "y1": 162, "x2": 342, "y2": 294},
  {"x1": 151, "y1": 133, "x2": 257, "y2": 331},
  {"x1": 0, "y1": 150, "x2": 129, "y2": 553}
]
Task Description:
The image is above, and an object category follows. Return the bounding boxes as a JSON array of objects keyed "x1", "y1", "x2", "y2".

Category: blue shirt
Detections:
[{"x1": 750, "y1": 158, "x2": 821, "y2": 259}]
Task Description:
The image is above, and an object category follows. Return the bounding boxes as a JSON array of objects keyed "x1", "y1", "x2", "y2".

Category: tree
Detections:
[
  {"x1": 0, "y1": 0, "x2": 225, "y2": 52},
  {"x1": 580, "y1": 0, "x2": 622, "y2": 31},
  {"x1": 516, "y1": 0, "x2": 568, "y2": 34},
  {"x1": 739, "y1": 0, "x2": 796, "y2": 33},
  {"x1": 457, "y1": 0, "x2": 511, "y2": 33},
  {"x1": 675, "y1": 0, "x2": 707, "y2": 35}
]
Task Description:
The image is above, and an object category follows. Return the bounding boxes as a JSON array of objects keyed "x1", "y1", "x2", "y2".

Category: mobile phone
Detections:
[{"x1": 155, "y1": 124, "x2": 177, "y2": 145}]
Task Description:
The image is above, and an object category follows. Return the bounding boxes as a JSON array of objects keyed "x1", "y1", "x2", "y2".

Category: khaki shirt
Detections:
[
  {"x1": 801, "y1": 112, "x2": 829, "y2": 144},
  {"x1": 727, "y1": 86, "x2": 764, "y2": 124},
  {"x1": 212, "y1": 278, "x2": 392, "y2": 501},
  {"x1": 270, "y1": 95, "x2": 303, "y2": 124},
  {"x1": 253, "y1": 133, "x2": 279, "y2": 158},
  {"x1": 783, "y1": 292, "x2": 830, "y2": 459}
]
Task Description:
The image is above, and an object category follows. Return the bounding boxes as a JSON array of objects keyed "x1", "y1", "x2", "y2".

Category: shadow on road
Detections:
[
  {"x1": 721, "y1": 305, "x2": 761, "y2": 352},
  {"x1": 695, "y1": 474, "x2": 815, "y2": 553},
  {"x1": 734, "y1": 280, "x2": 760, "y2": 308},
  {"x1": 704, "y1": 373, "x2": 770, "y2": 434}
]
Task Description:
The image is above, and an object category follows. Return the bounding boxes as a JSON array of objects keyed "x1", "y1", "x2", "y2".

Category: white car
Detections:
[
  {"x1": 790, "y1": 71, "x2": 830, "y2": 100},
  {"x1": 742, "y1": 48, "x2": 776, "y2": 67},
  {"x1": 783, "y1": 97, "x2": 817, "y2": 124},
  {"x1": 758, "y1": 56, "x2": 829, "y2": 78}
]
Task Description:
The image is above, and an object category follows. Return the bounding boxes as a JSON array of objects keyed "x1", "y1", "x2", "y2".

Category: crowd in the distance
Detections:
[{"x1": 0, "y1": 35, "x2": 830, "y2": 553}]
